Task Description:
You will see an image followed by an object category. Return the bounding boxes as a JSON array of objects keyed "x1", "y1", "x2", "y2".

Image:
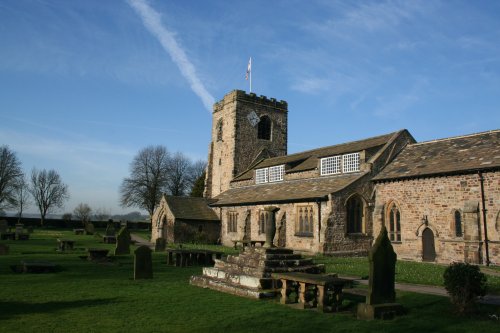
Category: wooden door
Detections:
[{"x1": 422, "y1": 228, "x2": 436, "y2": 262}]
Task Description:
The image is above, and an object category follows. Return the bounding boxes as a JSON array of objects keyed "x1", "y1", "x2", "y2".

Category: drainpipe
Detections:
[
  {"x1": 478, "y1": 171, "x2": 490, "y2": 266},
  {"x1": 316, "y1": 200, "x2": 322, "y2": 249}
]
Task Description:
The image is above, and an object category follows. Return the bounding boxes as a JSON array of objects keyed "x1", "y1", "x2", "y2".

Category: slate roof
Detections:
[
  {"x1": 373, "y1": 130, "x2": 500, "y2": 181},
  {"x1": 233, "y1": 130, "x2": 403, "y2": 181},
  {"x1": 211, "y1": 172, "x2": 367, "y2": 206},
  {"x1": 164, "y1": 196, "x2": 219, "y2": 221}
]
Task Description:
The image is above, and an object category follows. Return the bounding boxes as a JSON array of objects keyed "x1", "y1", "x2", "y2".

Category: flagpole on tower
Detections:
[{"x1": 246, "y1": 57, "x2": 252, "y2": 93}]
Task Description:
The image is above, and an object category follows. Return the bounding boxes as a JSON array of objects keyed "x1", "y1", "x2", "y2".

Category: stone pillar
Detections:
[
  {"x1": 463, "y1": 201, "x2": 482, "y2": 264},
  {"x1": 264, "y1": 206, "x2": 280, "y2": 248}
]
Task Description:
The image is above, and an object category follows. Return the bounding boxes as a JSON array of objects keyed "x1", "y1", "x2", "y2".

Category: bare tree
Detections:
[
  {"x1": 166, "y1": 152, "x2": 192, "y2": 196},
  {"x1": 0, "y1": 145, "x2": 24, "y2": 211},
  {"x1": 93, "y1": 207, "x2": 111, "y2": 222},
  {"x1": 29, "y1": 168, "x2": 69, "y2": 226},
  {"x1": 120, "y1": 146, "x2": 170, "y2": 221},
  {"x1": 14, "y1": 176, "x2": 31, "y2": 223},
  {"x1": 73, "y1": 203, "x2": 92, "y2": 227}
]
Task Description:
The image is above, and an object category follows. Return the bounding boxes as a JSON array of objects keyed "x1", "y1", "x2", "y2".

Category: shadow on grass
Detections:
[{"x1": 0, "y1": 298, "x2": 120, "y2": 320}]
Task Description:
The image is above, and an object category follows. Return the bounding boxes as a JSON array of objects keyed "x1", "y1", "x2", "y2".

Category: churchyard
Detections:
[{"x1": 0, "y1": 228, "x2": 499, "y2": 333}]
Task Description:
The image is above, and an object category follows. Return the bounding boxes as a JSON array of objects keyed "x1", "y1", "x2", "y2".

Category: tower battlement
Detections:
[{"x1": 214, "y1": 90, "x2": 287, "y2": 113}]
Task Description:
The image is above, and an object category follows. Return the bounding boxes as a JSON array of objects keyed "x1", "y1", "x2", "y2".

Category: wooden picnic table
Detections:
[
  {"x1": 232, "y1": 239, "x2": 265, "y2": 249},
  {"x1": 165, "y1": 249, "x2": 223, "y2": 267},
  {"x1": 271, "y1": 272, "x2": 352, "y2": 312}
]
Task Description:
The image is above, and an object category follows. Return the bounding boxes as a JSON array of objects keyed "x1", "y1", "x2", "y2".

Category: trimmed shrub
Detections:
[{"x1": 443, "y1": 262, "x2": 487, "y2": 314}]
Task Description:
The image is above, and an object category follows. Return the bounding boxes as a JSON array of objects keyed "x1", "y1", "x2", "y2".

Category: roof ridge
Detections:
[
  {"x1": 411, "y1": 129, "x2": 499, "y2": 147},
  {"x1": 265, "y1": 129, "x2": 405, "y2": 161}
]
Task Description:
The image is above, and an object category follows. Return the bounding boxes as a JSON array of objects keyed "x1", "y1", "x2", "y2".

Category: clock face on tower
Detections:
[{"x1": 247, "y1": 111, "x2": 260, "y2": 127}]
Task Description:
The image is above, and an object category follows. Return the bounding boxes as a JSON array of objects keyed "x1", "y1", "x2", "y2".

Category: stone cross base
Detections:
[{"x1": 357, "y1": 303, "x2": 404, "y2": 320}]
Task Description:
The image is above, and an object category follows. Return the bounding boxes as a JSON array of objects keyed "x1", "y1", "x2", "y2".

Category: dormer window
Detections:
[
  {"x1": 255, "y1": 168, "x2": 268, "y2": 184},
  {"x1": 269, "y1": 165, "x2": 284, "y2": 182},
  {"x1": 255, "y1": 165, "x2": 284, "y2": 184},
  {"x1": 320, "y1": 152, "x2": 360, "y2": 175},
  {"x1": 343, "y1": 153, "x2": 360, "y2": 173},
  {"x1": 320, "y1": 156, "x2": 341, "y2": 176}
]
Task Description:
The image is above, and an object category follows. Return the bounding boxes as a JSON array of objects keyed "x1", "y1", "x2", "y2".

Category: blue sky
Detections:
[{"x1": 1, "y1": 0, "x2": 499, "y2": 215}]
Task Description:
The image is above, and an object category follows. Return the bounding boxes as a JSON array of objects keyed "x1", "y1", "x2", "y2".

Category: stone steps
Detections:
[
  {"x1": 190, "y1": 247, "x2": 325, "y2": 299},
  {"x1": 190, "y1": 274, "x2": 278, "y2": 299}
]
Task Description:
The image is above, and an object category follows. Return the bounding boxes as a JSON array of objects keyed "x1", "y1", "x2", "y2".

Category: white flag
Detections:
[{"x1": 246, "y1": 57, "x2": 252, "y2": 80}]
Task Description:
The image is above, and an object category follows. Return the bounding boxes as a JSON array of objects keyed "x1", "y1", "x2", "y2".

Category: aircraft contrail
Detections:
[{"x1": 127, "y1": 0, "x2": 215, "y2": 111}]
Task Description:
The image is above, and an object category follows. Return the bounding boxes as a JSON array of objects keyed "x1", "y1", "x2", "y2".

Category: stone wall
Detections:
[
  {"x1": 219, "y1": 200, "x2": 332, "y2": 253},
  {"x1": 174, "y1": 219, "x2": 221, "y2": 244},
  {"x1": 373, "y1": 171, "x2": 500, "y2": 265},
  {"x1": 322, "y1": 174, "x2": 375, "y2": 255}
]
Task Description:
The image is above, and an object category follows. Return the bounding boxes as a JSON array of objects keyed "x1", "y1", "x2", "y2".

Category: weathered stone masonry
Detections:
[{"x1": 373, "y1": 172, "x2": 500, "y2": 265}]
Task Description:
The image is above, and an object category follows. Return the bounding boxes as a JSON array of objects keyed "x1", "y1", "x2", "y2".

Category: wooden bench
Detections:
[
  {"x1": 232, "y1": 239, "x2": 265, "y2": 249},
  {"x1": 271, "y1": 272, "x2": 352, "y2": 312}
]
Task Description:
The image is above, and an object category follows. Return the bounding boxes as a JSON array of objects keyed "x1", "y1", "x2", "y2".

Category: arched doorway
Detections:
[
  {"x1": 162, "y1": 216, "x2": 167, "y2": 239},
  {"x1": 422, "y1": 228, "x2": 436, "y2": 262},
  {"x1": 346, "y1": 194, "x2": 364, "y2": 234}
]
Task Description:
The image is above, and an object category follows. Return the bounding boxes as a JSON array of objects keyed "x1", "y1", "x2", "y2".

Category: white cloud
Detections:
[{"x1": 127, "y1": 0, "x2": 215, "y2": 111}]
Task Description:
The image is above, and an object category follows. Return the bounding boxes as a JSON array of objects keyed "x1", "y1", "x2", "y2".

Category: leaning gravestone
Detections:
[
  {"x1": 155, "y1": 238, "x2": 166, "y2": 252},
  {"x1": 0, "y1": 220, "x2": 8, "y2": 233},
  {"x1": 134, "y1": 245, "x2": 153, "y2": 280},
  {"x1": 357, "y1": 225, "x2": 403, "y2": 320},
  {"x1": 114, "y1": 227, "x2": 131, "y2": 255}
]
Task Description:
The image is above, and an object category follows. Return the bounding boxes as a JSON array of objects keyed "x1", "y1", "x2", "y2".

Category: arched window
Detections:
[
  {"x1": 346, "y1": 195, "x2": 363, "y2": 234},
  {"x1": 387, "y1": 203, "x2": 401, "y2": 242},
  {"x1": 257, "y1": 116, "x2": 271, "y2": 140},
  {"x1": 216, "y1": 119, "x2": 223, "y2": 141},
  {"x1": 454, "y1": 210, "x2": 463, "y2": 237},
  {"x1": 295, "y1": 205, "x2": 313, "y2": 236}
]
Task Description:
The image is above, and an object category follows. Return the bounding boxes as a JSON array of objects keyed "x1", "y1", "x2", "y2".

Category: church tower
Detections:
[{"x1": 205, "y1": 90, "x2": 288, "y2": 198}]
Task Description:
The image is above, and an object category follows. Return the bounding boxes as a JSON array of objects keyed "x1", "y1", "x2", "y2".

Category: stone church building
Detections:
[{"x1": 152, "y1": 89, "x2": 499, "y2": 266}]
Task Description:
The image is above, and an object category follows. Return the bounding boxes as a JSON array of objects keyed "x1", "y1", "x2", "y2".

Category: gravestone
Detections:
[
  {"x1": 0, "y1": 243, "x2": 9, "y2": 255},
  {"x1": 0, "y1": 220, "x2": 8, "y2": 233},
  {"x1": 357, "y1": 226, "x2": 403, "y2": 320},
  {"x1": 114, "y1": 227, "x2": 131, "y2": 255},
  {"x1": 155, "y1": 237, "x2": 166, "y2": 252},
  {"x1": 85, "y1": 222, "x2": 95, "y2": 235},
  {"x1": 105, "y1": 222, "x2": 116, "y2": 236},
  {"x1": 134, "y1": 245, "x2": 153, "y2": 279}
]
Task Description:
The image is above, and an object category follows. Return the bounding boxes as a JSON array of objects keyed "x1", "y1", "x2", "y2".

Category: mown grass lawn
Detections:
[{"x1": 0, "y1": 229, "x2": 499, "y2": 333}]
